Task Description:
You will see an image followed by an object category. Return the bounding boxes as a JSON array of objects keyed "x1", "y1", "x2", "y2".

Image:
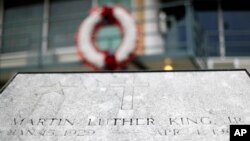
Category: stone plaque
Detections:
[{"x1": 0, "y1": 70, "x2": 250, "y2": 141}]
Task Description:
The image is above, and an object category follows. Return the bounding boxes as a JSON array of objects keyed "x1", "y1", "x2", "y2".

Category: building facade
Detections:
[{"x1": 0, "y1": 0, "x2": 250, "y2": 86}]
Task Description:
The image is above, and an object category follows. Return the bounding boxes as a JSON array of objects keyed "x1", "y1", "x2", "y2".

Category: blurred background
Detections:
[{"x1": 0, "y1": 0, "x2": 250, "y2": 88}]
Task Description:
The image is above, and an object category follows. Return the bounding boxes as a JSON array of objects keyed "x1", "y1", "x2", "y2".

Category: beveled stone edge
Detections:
[{"x1": 0, "y1": 69, "x2": 249, "y2": 94}]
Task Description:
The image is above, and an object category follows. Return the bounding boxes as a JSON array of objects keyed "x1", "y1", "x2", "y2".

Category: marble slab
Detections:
[{"x1": 0, "y1": 70, "x2": 250, "y2": 141}]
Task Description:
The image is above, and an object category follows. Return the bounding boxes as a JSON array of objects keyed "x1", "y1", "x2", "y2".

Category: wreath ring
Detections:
[{"x1": 76, "y1": 6, "x2": 138, "y2": 70}]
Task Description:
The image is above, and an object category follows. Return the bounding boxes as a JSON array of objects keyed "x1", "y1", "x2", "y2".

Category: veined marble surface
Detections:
[{"x1": 0, "y1": 71, "x2": 249, "y2": 141}]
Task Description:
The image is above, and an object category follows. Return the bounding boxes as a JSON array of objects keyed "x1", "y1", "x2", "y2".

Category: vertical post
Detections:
[
  {"x1": 108, "y1": 36, "x2": 113, "y2": 52},
  {"x1": 167, "y1": 16, "x2": 177, "y2": 50},
  {"x1": 39, "y1": 0, "x2": 50, "y2": 68},
  {"x1": 42, "y1": 0, "x2": 49, "y2": 54},
  {"x1": 130, "y1": 0, "x2": 134, "y2": 11},
  {"x1": 0, "y1": 0, "x2": 4, "y2": 54},
  {"x1": 134, "y1": 0, "x2": 145, "y2": 55},
  {"x1": 144, "y1": 0, "x2": 164, "y2": 55},
  {"x1": 217, "y1": 0, "x2": 225, "y2": 57},
  {"x1": 92, "y1": 0, "x2": 98, "y2": 7},
  {"x1": 185, "y1": 1, "x2": 195, "y2": 56}
]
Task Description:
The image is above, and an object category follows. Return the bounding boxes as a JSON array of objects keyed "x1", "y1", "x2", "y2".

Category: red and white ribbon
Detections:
[{"x1": 76, "y1": 6, "x2": 138, "y2": 70}]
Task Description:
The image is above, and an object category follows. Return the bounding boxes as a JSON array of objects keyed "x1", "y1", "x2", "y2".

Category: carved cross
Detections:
[{"x1": 110, "y1": 79, "x2": 148, "y2": 110}]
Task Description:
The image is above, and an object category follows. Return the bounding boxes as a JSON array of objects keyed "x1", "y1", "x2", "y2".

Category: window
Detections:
[
  {"x1": 2, "y1": 0, "x2": 43, "y2": 53},
  {"x1": 224, "y1": 11, "x2": 250, "y2": 56},
  {"x1": 49, "y1": 0, "x2": 91, "y2": 48}
]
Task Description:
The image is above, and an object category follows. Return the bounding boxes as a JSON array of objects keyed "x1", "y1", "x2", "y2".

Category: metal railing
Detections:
[{"x1": 204, "y1": 30, "x2": 250, "y2": 56}]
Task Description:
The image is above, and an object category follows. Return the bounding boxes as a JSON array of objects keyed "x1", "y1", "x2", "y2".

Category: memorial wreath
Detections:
[{"x1": 76, "y1": 6, "x2": 138, "y2": 70}]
